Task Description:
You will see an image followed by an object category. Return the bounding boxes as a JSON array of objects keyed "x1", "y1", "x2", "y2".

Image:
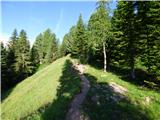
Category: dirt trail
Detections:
[{"x1": 66, "y1": 64, "x2": 90, "y2": 120}]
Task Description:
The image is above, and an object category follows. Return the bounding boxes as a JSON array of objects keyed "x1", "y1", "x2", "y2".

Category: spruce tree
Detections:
[
  {"x1": 138, "y1": 1, "x2": 160, "y2": 75},
  {"x1": 112, "y1": 1, "x2": 138, "y2": 79},
  {"x1": 67, "y1": 26, "x2": 77, "y2": 55},
  {"x1": 30, "y1": 45, "x2": 40, "y2": 72},
  {"x1": 75, "y1": 14, "x2": 88, "y2": 63},
  {"x1": 1, "y1": 42, "x2": 8, "y2": 90},
  {"x1": 6, "y1": 29, "x2": 18, "y2": 84},
  {"x1": 32, "y1": 29, "x2": 58, "y2": 65},
  {"x1": 44, "y1": 33, "x2": 58, "y2": 63},
  {"x1": 88, "y1": 0, "x2": 111, "y2": 71},
  {"x1": 15, "y1": 30, "x2": 32, "y2": 80},
  {"x1": 33, "y1": 33, "x2": 44, "y2": 64},
  {"x1": 60, "y1": 34, "x2": 70, "y2": 56}
]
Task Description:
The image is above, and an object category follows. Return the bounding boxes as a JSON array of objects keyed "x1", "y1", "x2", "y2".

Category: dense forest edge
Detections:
[{"x1": 1, "y1": 1, "x2": 160, "y2": 120}]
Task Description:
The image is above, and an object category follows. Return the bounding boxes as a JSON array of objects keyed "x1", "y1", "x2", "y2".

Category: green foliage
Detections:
[
  {"x1": 137, "y1": 1, "x2": 160, "y2": 74},
  {"x1": 32, "y1": 29, "x2": 58, "y2": 66},
  {"x1": 61, "y1": 26, "x2": 77, "y2": 55},
  {"x1": 88, "y1": 0, "x2": 112, "y2": 70},
  {"x1": 60, "y1": 34, "x2": 70, "y2": 56},
  {"x1": 14, "y1": 30, "x2": 32, "y2": 79},
  {"x1": 1, "y1": 42, "x2": 8, "y2": 90},
  {"x1": 32, "y1": 33, "x2": 44, "y2": 64},
  {"x1": 75, "y1": 14, "x2": 88, "y2": 63},
  {"x1": 112, "y1": 1, "x2": 160, "y2": 77},
  {"x1": 88, "y1": 1, "x2": 110, "y2": 49},
  {"x1": 2, "y1": 1, "x2": 160, "y2": 119},
  {"x1": 2, "y1": 29, "x2": 19, "y2": 91},
  {"x1": 112, "y1": 1, "x2": 141, "y2": 79},
  {"x1": 31, "y1": 45, "x2": 40, "y2": 72},
  {"x1": 45, "y1": 32, "x2": 58, "y2": 63},
  {"x1": 61, "y1": 15, "x2": 88, "y2": 63},
  {"x1": 6, "y1": 29, "x2": 18, "y2": 80}
]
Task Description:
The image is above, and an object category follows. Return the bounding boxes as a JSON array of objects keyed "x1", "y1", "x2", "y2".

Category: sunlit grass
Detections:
[
  {"x1": 83, "y1": 65, "x2": 160, "y2": 119},
  {"x1": 1, "y1": 56, "x2": 69, "y2": 120}
]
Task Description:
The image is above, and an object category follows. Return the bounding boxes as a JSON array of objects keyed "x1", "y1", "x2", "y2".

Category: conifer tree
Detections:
[
  {"x1": 33, "y1": 33, "x2": 44, "y2": 64},
  {"x1": 66, "y1": 26, "x2": 77, "y2": 55},
  {"x1": 138, "y1": 1, "x2": 160, "y2": 75},
  {"x1": 1, "y1": 42, "x2": 8, "y2": 90},
  {"x1": 44, "y1": 33, "x2": 58, "y2": 63},
  {"x1": 88, "y1": 0, "x2": 111, "y2": 71},
  {"x1": 112, "y1": 1, "x2": 138, "y2": 79},
  {"x1": 32, "y1": 29, "x2": 58, "y2": 66},
  {"x1": 60, "y1": 34, "x2": 70, "y2": 56},
  {"x1": 6, "y1": 29, "x2": 18, "y2": 84},
  {"x1": 30, "y1": 45, "x2": 40, "y2": 72},
  {"x1": 75, "y1": 14, "x2": 88, "y2": 63},
  {"x1": 15, "y1": 30, "x2": 32, "y2": 79}
]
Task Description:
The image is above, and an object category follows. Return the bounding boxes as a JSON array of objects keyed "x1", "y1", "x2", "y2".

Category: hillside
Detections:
[
  {"x1": 2, "y1": 1, "x2": 160, "y2": 120},
  {"x1": 82, "y1": 65, "x2": 160, "y2": 120},
  {"x1": 1, "y1": 56, "x2": 81, "y2": 120},
  {"x1": 1, "y1": 56, "x2": 160, "y2": 120}
]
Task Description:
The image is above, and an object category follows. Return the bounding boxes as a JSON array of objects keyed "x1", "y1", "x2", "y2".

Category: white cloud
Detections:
[{"x1": 54, "y1": 9, "x2": 64, "y2": 34}]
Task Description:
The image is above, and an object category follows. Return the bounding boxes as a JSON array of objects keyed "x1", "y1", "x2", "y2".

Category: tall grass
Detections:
[{"x1": 1, "y1": 56, "x2": 80, "y2": 120}]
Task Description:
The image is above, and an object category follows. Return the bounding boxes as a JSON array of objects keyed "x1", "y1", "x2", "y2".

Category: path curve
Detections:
[{"x1": 66, "y1": 64, "x2": 90, "y2": 120}]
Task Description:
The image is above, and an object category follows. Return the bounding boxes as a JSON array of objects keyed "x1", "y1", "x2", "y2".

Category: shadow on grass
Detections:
[
  {"x1": 22, "y1": 59, "x2": 81, "y2": 120},
  {"x1": 42, "y1": 60, "x2": 80, "y2": 120},
  {"x1": 1, "y1": 78, "x2": 22, "y2": 101},
  {"x1": 88, "y1": 61, "x2": 160, "y2": 91},
  {"x1": 109, "y1": 65, "x2": 160, "y2": 90},
  {"x1": 41, "y1": 59, "x2": 81, "y2": 120},
  {"x1": 82, "y1": 73, "x2": 153, "y2": 120},
  {"x1": 1, "y1": 87, "x2": 14, "y2": 102}
]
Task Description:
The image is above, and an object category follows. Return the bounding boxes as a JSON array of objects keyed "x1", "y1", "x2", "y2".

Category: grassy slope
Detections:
[
  {"x1": 1, "y1": 56, "x2": 81, "y2": 120},
  {"x1": 83, "y1": 65, "x2": 160, "y2": 120}
]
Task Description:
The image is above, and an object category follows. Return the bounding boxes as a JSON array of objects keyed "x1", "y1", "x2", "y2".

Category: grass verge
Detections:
[{"x1": 82, "y1": 65, "x2": 160, "y2": 120}]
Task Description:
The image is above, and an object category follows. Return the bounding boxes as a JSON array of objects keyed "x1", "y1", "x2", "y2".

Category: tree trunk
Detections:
[
  {"x1": 131, "y1": 59, "x2": 136, "y2": 80},
  {"x1": 131, "y1": 68, "x2": 135, "y2": 80},
  {"x1": 103, "y1": 42, "x2": 107, "y2": 72}
]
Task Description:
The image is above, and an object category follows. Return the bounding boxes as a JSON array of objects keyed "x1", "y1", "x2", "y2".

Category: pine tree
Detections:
[
  {"x1": 30, "y1": 45, "x2": 40, "y2": 72},
  {"x1": 60, "y1": 26, "x2": 78, "y2": 57},
  {"x1": 112, "y1": 1, "x2": 138, "y2": 79},
  {"x1": 138, "y1": 1, "x2": 160, "y2": 75},
  {"x1": 88, "y1": 0, "x2": 112, "y2": 71},
  {"x1": 75, "y1": 14, "x2": 88, "y2": 63},
  {"x1": 60, "y1": 34, "x2": 70, "y2": 56},
  {"x1": 1, "y1": 42, "x2": 8, "y2": 90},
  {"x1": 15, "y1": 30, "x2": 32, "y2": 80},
  {"x1": 7, "y1": 29, "x2": 18, "y2": 72},
  {"x1": 6, "y1": 29, "x2": 18, "y2": 84},
  {"x1": 32, "y1": 29, "x2": 58, "y2": 65},
  {"x1": 33, "y1": 33, "x2": 44, "y2": 64},
  {"x1": 44, "y1": 33, "x2": 58, "y2": 63},
  {"x1": 66, "y1": 26, "x2": 77, "y2": 55}
]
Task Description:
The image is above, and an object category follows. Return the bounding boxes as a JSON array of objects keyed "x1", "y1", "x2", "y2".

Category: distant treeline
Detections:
[{"x1": 1, "y1": 29, "x2": 59, "y2": 92}]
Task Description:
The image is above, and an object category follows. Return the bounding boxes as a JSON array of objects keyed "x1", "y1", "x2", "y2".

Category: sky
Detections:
[{"x1": 1, "y1": 1, "x2": 117, "y2": 45}]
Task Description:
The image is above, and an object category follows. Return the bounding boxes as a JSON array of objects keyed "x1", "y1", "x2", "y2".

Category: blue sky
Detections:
[{"x1": 1, "y1": 1, "x2": 117, "y2": 45}]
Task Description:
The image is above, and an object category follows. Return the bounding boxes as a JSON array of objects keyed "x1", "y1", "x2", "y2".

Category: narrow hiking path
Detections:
[{"x1": 66, "y1": 63, "x2": 90, "y2": 120}]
